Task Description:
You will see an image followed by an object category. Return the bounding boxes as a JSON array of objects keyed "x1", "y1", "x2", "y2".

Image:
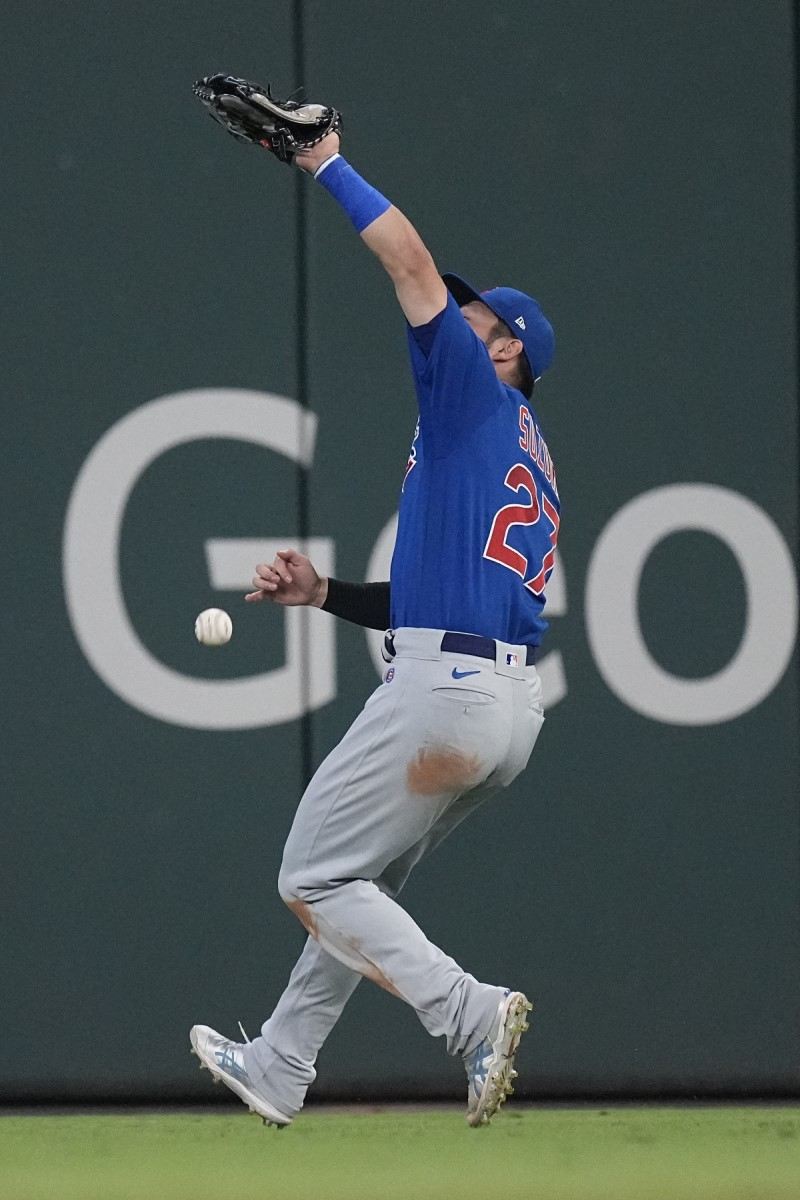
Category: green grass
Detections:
[{"x1": 1, "y1": 1106, "x2": 799, "y2": 1200}]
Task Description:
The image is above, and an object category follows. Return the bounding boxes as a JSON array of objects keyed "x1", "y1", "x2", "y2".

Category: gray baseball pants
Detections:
[{"x1": 243, "y1": 627, "x2": 545, "y2": 1116}]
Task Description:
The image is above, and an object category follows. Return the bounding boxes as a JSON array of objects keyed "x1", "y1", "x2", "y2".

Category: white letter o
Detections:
[{"x1": 585, "y1": 484, "x2": 797, "y2": 725}]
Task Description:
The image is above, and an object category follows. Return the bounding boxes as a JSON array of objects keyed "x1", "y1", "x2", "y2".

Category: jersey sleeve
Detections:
[
  {"x1": 406, "y1": 292, "x2": 504, "y2": 456},
  {"x1": 407, "y1": 307, "x2": 445, "y2": 357}
]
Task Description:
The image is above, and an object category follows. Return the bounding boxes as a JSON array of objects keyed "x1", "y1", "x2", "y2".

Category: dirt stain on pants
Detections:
[
  {"x1": 406, "y1": 745, "x2": 482, "y2": 796},
  {"x1": 284, "y1": 897, "x2": 402, "y2": 999}
]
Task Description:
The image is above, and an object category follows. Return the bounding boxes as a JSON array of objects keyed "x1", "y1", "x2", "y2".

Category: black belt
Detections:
[{"x1": 384, "y1": 630, "x2": 537, "y2": 666}]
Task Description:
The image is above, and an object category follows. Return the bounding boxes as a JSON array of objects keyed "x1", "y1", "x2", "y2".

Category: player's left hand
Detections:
[
  {"x1": 295, "y1": 129, "x2": 341, "y2": 173},
  {"x1": 193, "y1": 74, "x2": 342, "y2": 165}
]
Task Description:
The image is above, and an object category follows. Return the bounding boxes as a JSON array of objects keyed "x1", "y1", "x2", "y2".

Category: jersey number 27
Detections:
[{"x1": 483, "y1": 463, "x2": 560, "y2": 597}]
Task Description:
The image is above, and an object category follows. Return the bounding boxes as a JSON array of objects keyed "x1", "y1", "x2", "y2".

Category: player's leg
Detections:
[{"x1": 239, "y1": 935, "x2": 360, "y2": 1117}]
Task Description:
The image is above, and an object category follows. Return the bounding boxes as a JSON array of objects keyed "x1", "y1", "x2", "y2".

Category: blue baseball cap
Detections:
[{"x1": 442, "y1": 272, "x2": 555, "y2": 381}]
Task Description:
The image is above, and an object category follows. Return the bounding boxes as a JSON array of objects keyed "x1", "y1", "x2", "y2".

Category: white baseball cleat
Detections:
[
  {"x1": 463, "y1": 990, "x2": 532, "y2": 1127},
  {"x1": 189, "y1": 1024, "x2": 292, "y2": 1128}
]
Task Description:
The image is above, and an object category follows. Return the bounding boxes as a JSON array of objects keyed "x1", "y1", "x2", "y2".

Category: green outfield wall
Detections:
[{"x1": 3, "y1": 0, "x2": 798, "y2": 1099}]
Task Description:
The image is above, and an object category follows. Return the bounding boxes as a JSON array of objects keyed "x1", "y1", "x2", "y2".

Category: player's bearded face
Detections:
[
  {"x1": 459, "y1": 301, "x2": 499, "y2": 346},
  {"x1": 460, "y1": 301, "x2": 521, "y2": 369}
]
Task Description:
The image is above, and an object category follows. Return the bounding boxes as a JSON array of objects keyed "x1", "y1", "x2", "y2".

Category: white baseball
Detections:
[{"x1": 194, "y1": 607, "x2": 233, "y2": 646}]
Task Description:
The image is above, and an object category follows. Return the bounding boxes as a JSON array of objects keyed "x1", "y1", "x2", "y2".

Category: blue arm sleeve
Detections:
[{"x1": 314, "y1": 155, "x2": 391, "y2": 233}]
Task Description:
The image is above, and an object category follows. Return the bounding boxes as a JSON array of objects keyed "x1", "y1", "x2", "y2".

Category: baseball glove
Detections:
[{"x1": 192, "y1": 74, "x2": 342, "y2": 164}]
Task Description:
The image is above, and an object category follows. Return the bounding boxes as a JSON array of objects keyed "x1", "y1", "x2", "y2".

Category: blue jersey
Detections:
[{"x1": 390, "y1": 292, "x2": 560, "y2": 647}]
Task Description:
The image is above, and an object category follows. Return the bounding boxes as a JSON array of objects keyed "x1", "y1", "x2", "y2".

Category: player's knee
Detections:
[
  {"x1": 278, "y1": 865, "x2": 322, "y2": 938},
  {"x1": 278, "y1": 860, "x2": 313, "y2": 906},
  {"x1": 277, "y1": 863, "x2": 299, "y2": 904}
]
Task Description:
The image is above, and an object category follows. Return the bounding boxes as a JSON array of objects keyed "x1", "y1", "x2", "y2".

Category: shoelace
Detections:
[{"x1": 237, "y1": 1020, "x2": 251, "y2": 1044}]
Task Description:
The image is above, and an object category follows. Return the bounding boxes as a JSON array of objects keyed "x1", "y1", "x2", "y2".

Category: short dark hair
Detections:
[{"x1": 488, "y1": 318, "x2": 535, "y2": 399}]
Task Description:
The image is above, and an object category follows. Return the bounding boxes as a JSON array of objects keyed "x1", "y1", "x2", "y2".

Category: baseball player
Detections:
[{"x1": 190, "y1": 84, "x2": 559, "y2": 1128}]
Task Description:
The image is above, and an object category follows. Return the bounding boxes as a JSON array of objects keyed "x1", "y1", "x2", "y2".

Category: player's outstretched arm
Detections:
[
  {"x1": 247, "y1": 549, "x2": 391, "y2": 630},
  {"x1": 297, "y1": 134, "x2": 447, "y2": 328},
  {"x1": 246, "y1": 549, "x2": 326, "y2": 606}
]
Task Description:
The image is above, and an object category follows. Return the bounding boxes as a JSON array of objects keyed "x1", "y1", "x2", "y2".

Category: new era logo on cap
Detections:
[{"x1": 514, "y1": 316, "x2": 526, "y2": 330}]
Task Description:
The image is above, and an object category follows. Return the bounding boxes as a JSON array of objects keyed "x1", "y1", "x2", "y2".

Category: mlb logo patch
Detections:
[
  {"x1": 506, "y1": 652, "x2": 519, "y2": 667},
  {"x1": 385, "y1": 667, "x2": 395, "y2": 683}
]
